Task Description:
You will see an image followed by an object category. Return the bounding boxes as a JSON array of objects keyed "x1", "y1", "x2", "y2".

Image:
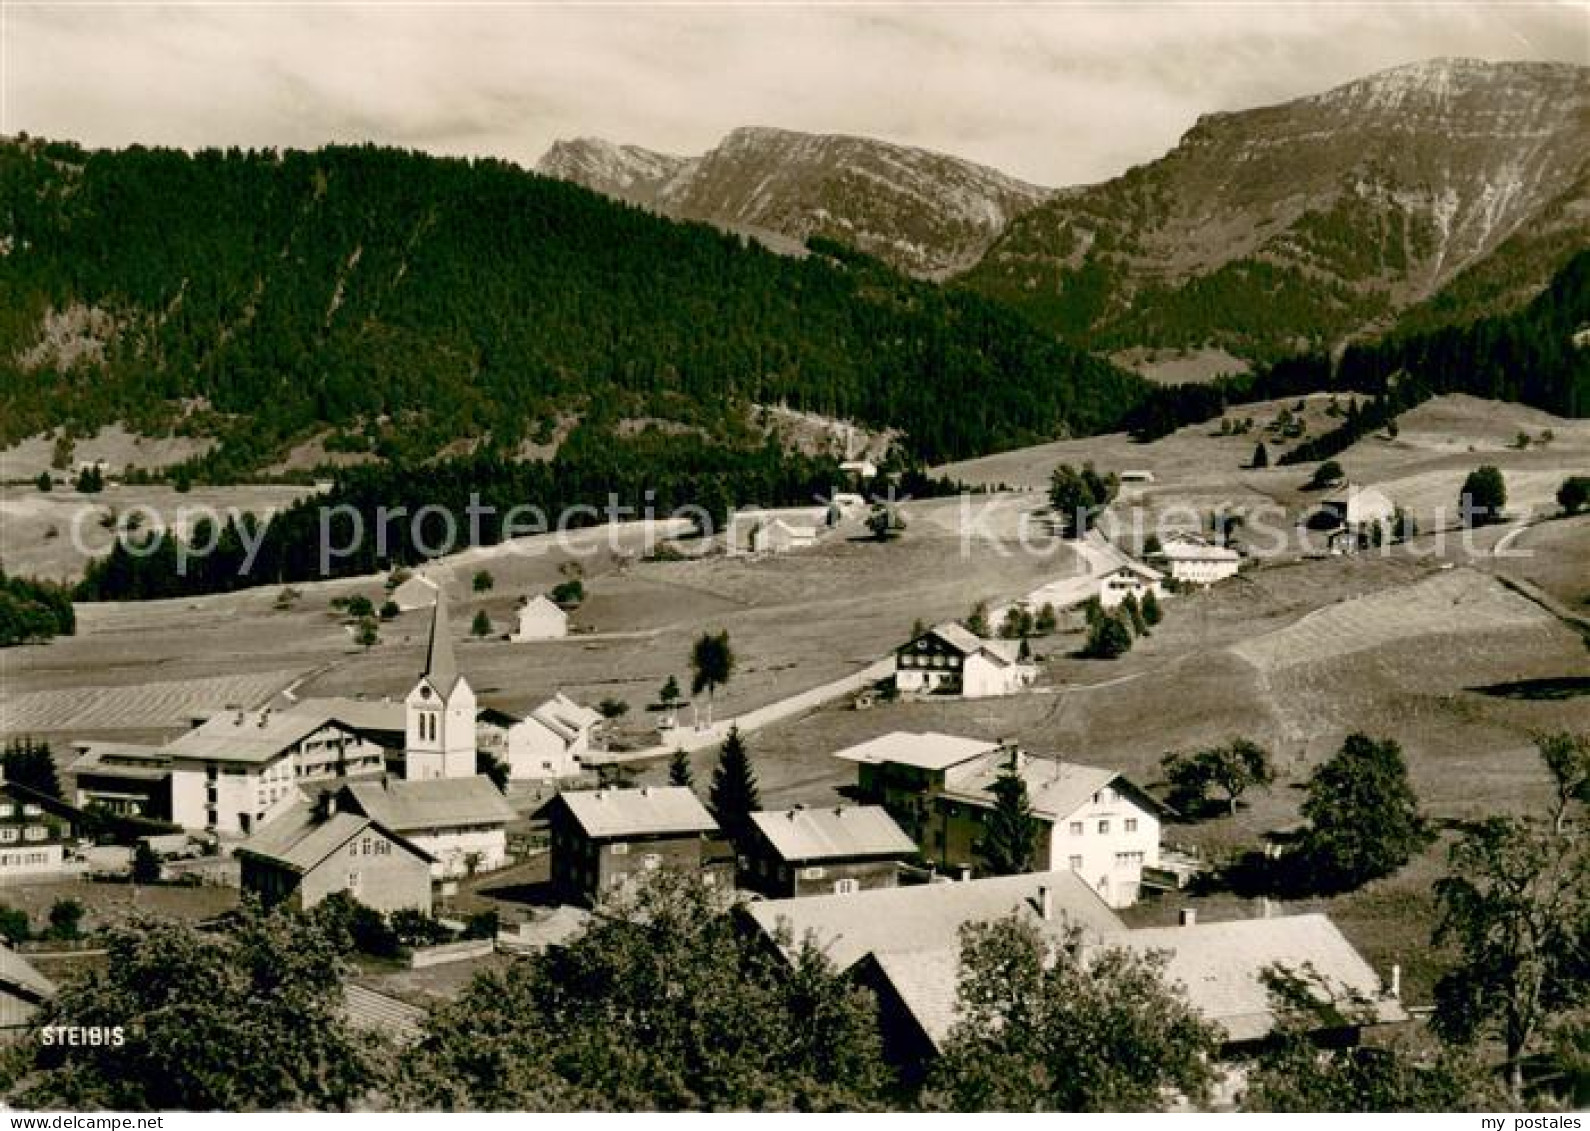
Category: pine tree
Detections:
[
  {"x1": 1121, "y1": 593, "x2": 1148, "y2": 637},
  {"x1": 1252, "y1": 442, "x2": 1270, "y2": 468},
  {"x1": 668, "y1": 749, "x2": 695, "y2": 791},
  {"x1": 977, "y1": 747, "x2": 1040, "y2": 876},
  {"x1": 709, "y1": 726, "x2": 759, "y2": 844},
  {"x1": 470, "y1": 609, "x2": 492, "y2": 638},
  {"x1": 1140, "y1": 590, "x2": 1163, "y2": 626}
]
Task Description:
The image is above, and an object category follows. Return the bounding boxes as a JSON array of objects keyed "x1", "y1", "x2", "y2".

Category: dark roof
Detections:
[
  {"x1": 236, "y1": 802, "x2": 435, "y2": 870},
  {"x1": 422, "y1": 592, "x2": 463, "y2": 696}
]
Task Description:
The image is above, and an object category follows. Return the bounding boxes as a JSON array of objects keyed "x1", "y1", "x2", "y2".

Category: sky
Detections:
[{"x1": 4, "y1": 2, "x2": 1586, "y2": 187}]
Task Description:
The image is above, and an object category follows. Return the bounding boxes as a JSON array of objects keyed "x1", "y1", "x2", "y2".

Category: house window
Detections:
[
  {"x1": 1097, "y1": 820, "x2": 1110, "y2": 835},
  {"x1": 0, "y1": 805, "x2": 12, "y2": 818},
  {"x1": 347, "y1": 871, "x2": 361, "y2": 894},
  {"x1": 642, "y1": 854, "x2": 661, "y2": 871},
  {"x1": 801, "y1": 866, "x2": 827, "y2": 880},
  {"x1": 1069, "y1": 821, "x2": 1083, "y2": 836},
  {"x1": 22, "y1": 805, "x2": 41, "y2": 817},
  {"x1": 1115, "y1": 851, "x2": 1145, "y2": 866},
  {"x1": 1068, "y1": 855, "x2": 1083, "y2": 871},
  {"x1": 609, "y1": 842, "x2": 629, "y2": 856},
  {"x1": 0, "y1": 829, "x2": 16, "y2": 844},
  {"x1": 1125, "y1": 818, "x2": 1138, "y2": 833},
  {"x1": 24, "y1": 826, "x2": 46, "y2": 842},
  {"x1": 833, "y1": 878, "x2": 859, "y2": 895}
]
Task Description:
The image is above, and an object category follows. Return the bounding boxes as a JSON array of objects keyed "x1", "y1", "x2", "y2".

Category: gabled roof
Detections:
[
  {"x1": 908, "y1": 623, "x2": 1026, "y2": 668},
  {"x1": 341, "y1": 776, "x2": 516, "y2": 833},
  {"x1": 742, "y1": 870, "x2": 1125, "y2": 972},
  {"x1": 1321, "y1": 483, "x2": 1396, "y2": 525},
  {"x1": 310, "y1": 697, "x2": 406, "y2": 737},
  {"x1": 855, "y1": 946, "x2": 964, "y2": 1049},
  {"x1": 1092, "y1": 914, "x2": 1408, "y2": 1043},
  {"x1": 518, "y1": 594, "x2": 568, "y2": 619},
  {"x1": 1156, "y1": 535, "x2": 1241, "y2": 563},
  {"x1": 941, "y1": 756, "x2": 1166, "y2": 822},
  {"x1": 0, "y1": 944, "x2": 55, "y2": 1003},
  {"x1": 925, "y1": 622, "x2": 982, "y2": 655},
  {"x1": 831, "y1": 731, "x2": 1002, "y2": 773},
  {"x1": 166, "y1": 706, "x2": 350, "y2": 766},
  {"x1": 552, "y1": 786, "x2": 719, "y2": 840},
  {"x1": 236, "y1": 802, "x2": 436, "y2": 871},
  {"x1": 69, "y1": 742, "x2": 171, "y2": 781},
  {"x1": 531, "y1": 693, "x2": 603, "y2": 741},
  {"x1": 749, "y1": 806, "x2": 916, "y2": 863}
]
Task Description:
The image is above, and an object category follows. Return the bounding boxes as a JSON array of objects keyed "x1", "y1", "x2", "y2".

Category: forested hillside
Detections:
[
  {"x1": 1123, "y1": 250, "x2": 1590, "y2": 442},
  {"x1": 0, "y1": 138, "x2": 1143, "y2": 473}
]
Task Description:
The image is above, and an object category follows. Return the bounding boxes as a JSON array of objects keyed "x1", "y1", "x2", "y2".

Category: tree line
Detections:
[
  {"x1": 1121, "y1": 249, "x2": 1590, "y2": 444},
  {"x1": 0, "y1": 138, "x2": 1146, "y2": 475}
]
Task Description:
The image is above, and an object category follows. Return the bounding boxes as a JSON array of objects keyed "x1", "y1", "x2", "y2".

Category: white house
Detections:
[
  {"x1": 894, "y1": 623, "x2": 1036, "y2": 700},
  {"x1": 933, "y1": 750, "x2": 1166, "y2": 908},
  {"x1": 403, "y1": 595, "x2": 478, "y2": 781},
  {"x1": 751, "y1": 517, "x2": 818, "y2": 555},
  {"x1": 511, "y1": 594, "x2": 569, "y2": 641},
  {"x1": 1152, "y1": 534, "x2": 1241, "y2": 585},
  {"x1": 338, "y1": 775, "x2": 516, "y2": 879},
  {"x1": 477, "y1": 693, "x2": 602, "y2": 780},
  {"x1": 391, "y1": 573, "x2": 441, "y2": 612},
  {"x1": 1319, "y1": 483, "x2": 1397, "y2": 553},
  {"x1": 728, "y1": 507, "x2": 826, "y2": 555}
]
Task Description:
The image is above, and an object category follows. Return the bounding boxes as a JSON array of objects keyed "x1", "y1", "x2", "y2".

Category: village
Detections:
[{"x1": 1, "y1": 389, "x2": 1587, "y2": 1105}]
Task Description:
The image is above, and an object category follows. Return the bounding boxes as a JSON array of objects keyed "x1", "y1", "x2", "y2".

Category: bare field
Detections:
[
  {"x1": 0, "y1": 424, "x2": 216, "y2": 481},
  {"x1": 2, "y1": 508, "x2": 1082, "y2": 750},
  {"x1": 0, "y1": 482, "x2": 316, "y2": 581},
  {"x1": 1230, "y1": 567, "x2": 1553, "y2": 672}
]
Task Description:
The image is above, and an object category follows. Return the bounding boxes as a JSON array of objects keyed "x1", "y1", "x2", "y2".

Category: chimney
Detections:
[
  {"x1": 1179, "y1": 907, "x2": 1197, "y2": 927},
  {"x1": 1389, "y1": 964, "x2": 1402, "y2": 1001},
  {"x1": 1037, "y1": 885, "x2": 1054, "y2": 921}
]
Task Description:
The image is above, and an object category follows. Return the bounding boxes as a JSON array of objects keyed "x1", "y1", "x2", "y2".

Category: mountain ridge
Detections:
[{"x1": 537, "y1": 125, "x2": 1053, "y2": 277}]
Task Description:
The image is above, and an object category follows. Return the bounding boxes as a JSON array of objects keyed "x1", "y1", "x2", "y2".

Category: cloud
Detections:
[{"x1": 4, "y1": 2, "x2": 1585, "y2": 185}]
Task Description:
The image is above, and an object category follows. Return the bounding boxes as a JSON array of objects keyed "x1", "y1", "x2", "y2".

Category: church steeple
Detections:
[
  {"x1": 424, "y1": 590, "x2": 460, "y2": 694},
  {"x1": 404, "y1": 586, "x2": 477, "y2": 780}
]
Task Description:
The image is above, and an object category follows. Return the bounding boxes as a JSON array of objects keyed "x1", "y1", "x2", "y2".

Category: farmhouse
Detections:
[
  {"x1": 1319, "y1": 483, "x2": 1397, "y2": 553},
  {"x1": 237, "y1": 801, "x2": 434, "y2": 914},
  {"x1": 0, "y1": 782, "x2": 72, "y2": 878},
  {"x1": 930, "y1": 751, "x2": 1166, "y2": 907},
  {"x1": 0, "y1": 945, "x2": 55, "y2": 1037},
  {"x1": 337, "y1": 776, "x2": 516, "y2": 880},
  {"x1": 728, "y1": 507, "x2": 826, "y2": 555},
  {"x1": 832, "y1": 731, "x2": 1003, "y2": 844},
  {"x1": 742, "y1": 806, "x2": 917, "y2": 898},
  {"x1": 543, "y1": 786, "x2": 731, "y2": 905},
  {"x1": 477, "y1": 693, "x2": 602, "y2": 781},
  {"x1": 1091, "y1": 913, "x2": 1408, "y2": 1051},
  {"x1": 836, "y1": 734, "x2": 1163, "y2": 907},
  {"x1": 511, "y1": 594, "x2": 569, "y2": 641},
  {"x1": 1151, "y1": 534, "x2": 1241, "y2": 585},
  {"x1": 391, "y1": 572, "x2": 441, "y2": 612},
  {"x1": 67, "y1": 741, "x2": 171, "y2": 820},
  {"x1": 894, "y1": 623, "x2": 1036, "y2": 699},
  {"x1": 1091, "y1": 542, "x2": 1166, "y2": 610}
]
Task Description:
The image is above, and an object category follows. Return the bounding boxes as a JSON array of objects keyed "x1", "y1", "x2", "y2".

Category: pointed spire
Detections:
[{"x1": 424, "y1": 588, "x2": 460, "y2": 694}]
